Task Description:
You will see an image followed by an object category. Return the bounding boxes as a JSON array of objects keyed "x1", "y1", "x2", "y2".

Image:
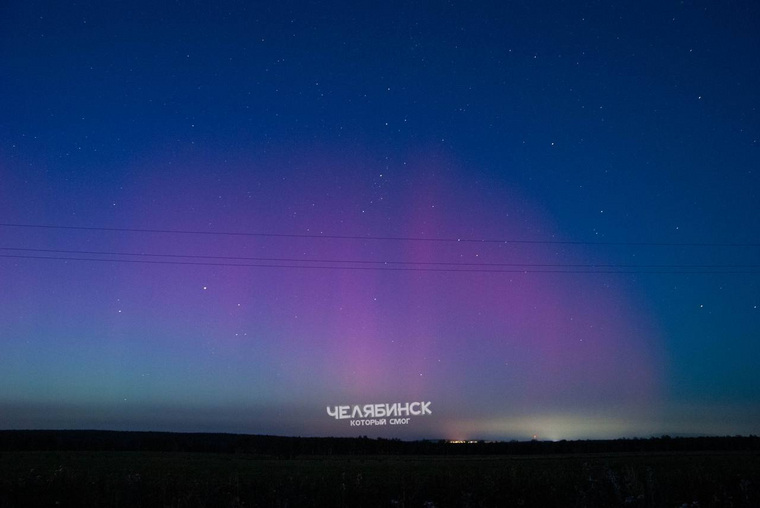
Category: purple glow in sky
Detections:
[
  {"x1": 1, "y1": 149, "x2": 667, "y2": 439},
  {"x1": 1, "y1": 0, "x2": 759, "y2": 440}
]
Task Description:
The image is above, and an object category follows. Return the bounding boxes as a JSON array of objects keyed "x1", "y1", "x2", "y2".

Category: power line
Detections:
[
  {"x1": 2, "y1": 254, "x2": 757, "y2": 274},
  {"x1": 1, "y1": 247, "x2": 758, "y2": 270},
  {"x1": 2, "y1": 222, "x2": 758, "y2": 248}
]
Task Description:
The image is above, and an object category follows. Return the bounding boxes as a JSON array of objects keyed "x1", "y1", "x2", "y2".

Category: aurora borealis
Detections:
[{"x1": 1, "y1": 1, "x2": 759, "y2": 440}]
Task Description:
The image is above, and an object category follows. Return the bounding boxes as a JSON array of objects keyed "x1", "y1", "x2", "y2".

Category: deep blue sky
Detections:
[{"x1": 1, "y1": 1, "x2": 759, "y2": 440}]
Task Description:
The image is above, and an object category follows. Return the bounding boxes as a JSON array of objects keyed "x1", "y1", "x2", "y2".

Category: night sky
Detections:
[{"x1": 1, "y1": 1, "x2": 759, "y2": 440}]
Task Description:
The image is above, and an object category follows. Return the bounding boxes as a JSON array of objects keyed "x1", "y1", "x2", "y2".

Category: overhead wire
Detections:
[
  {"x1": 0, "y1": 247, "x2": 758, "y2": 271},
  {"x1": 2, "y1": 223, "x2": 758, "y2": 274},
  {"x1": 1, "y1": 253, "x2": 757, "y2": 274},
  {"x1": 2, "y1": 222, "x2": 759, "y2": 248}
]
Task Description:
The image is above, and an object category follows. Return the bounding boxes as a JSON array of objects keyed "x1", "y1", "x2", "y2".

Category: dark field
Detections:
[{"x1": 1, "y1": 450, "x2": 759, "y2": 507}]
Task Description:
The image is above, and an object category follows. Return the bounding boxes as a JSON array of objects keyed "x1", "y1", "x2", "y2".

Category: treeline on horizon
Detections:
[{"x1": 1, "y1": 430, "x2": 758, "y2": 456}]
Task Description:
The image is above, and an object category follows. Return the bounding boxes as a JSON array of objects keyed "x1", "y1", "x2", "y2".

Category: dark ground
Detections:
[{"x1": 0, "y1": 431, "x2": 758, "y2": 507}]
